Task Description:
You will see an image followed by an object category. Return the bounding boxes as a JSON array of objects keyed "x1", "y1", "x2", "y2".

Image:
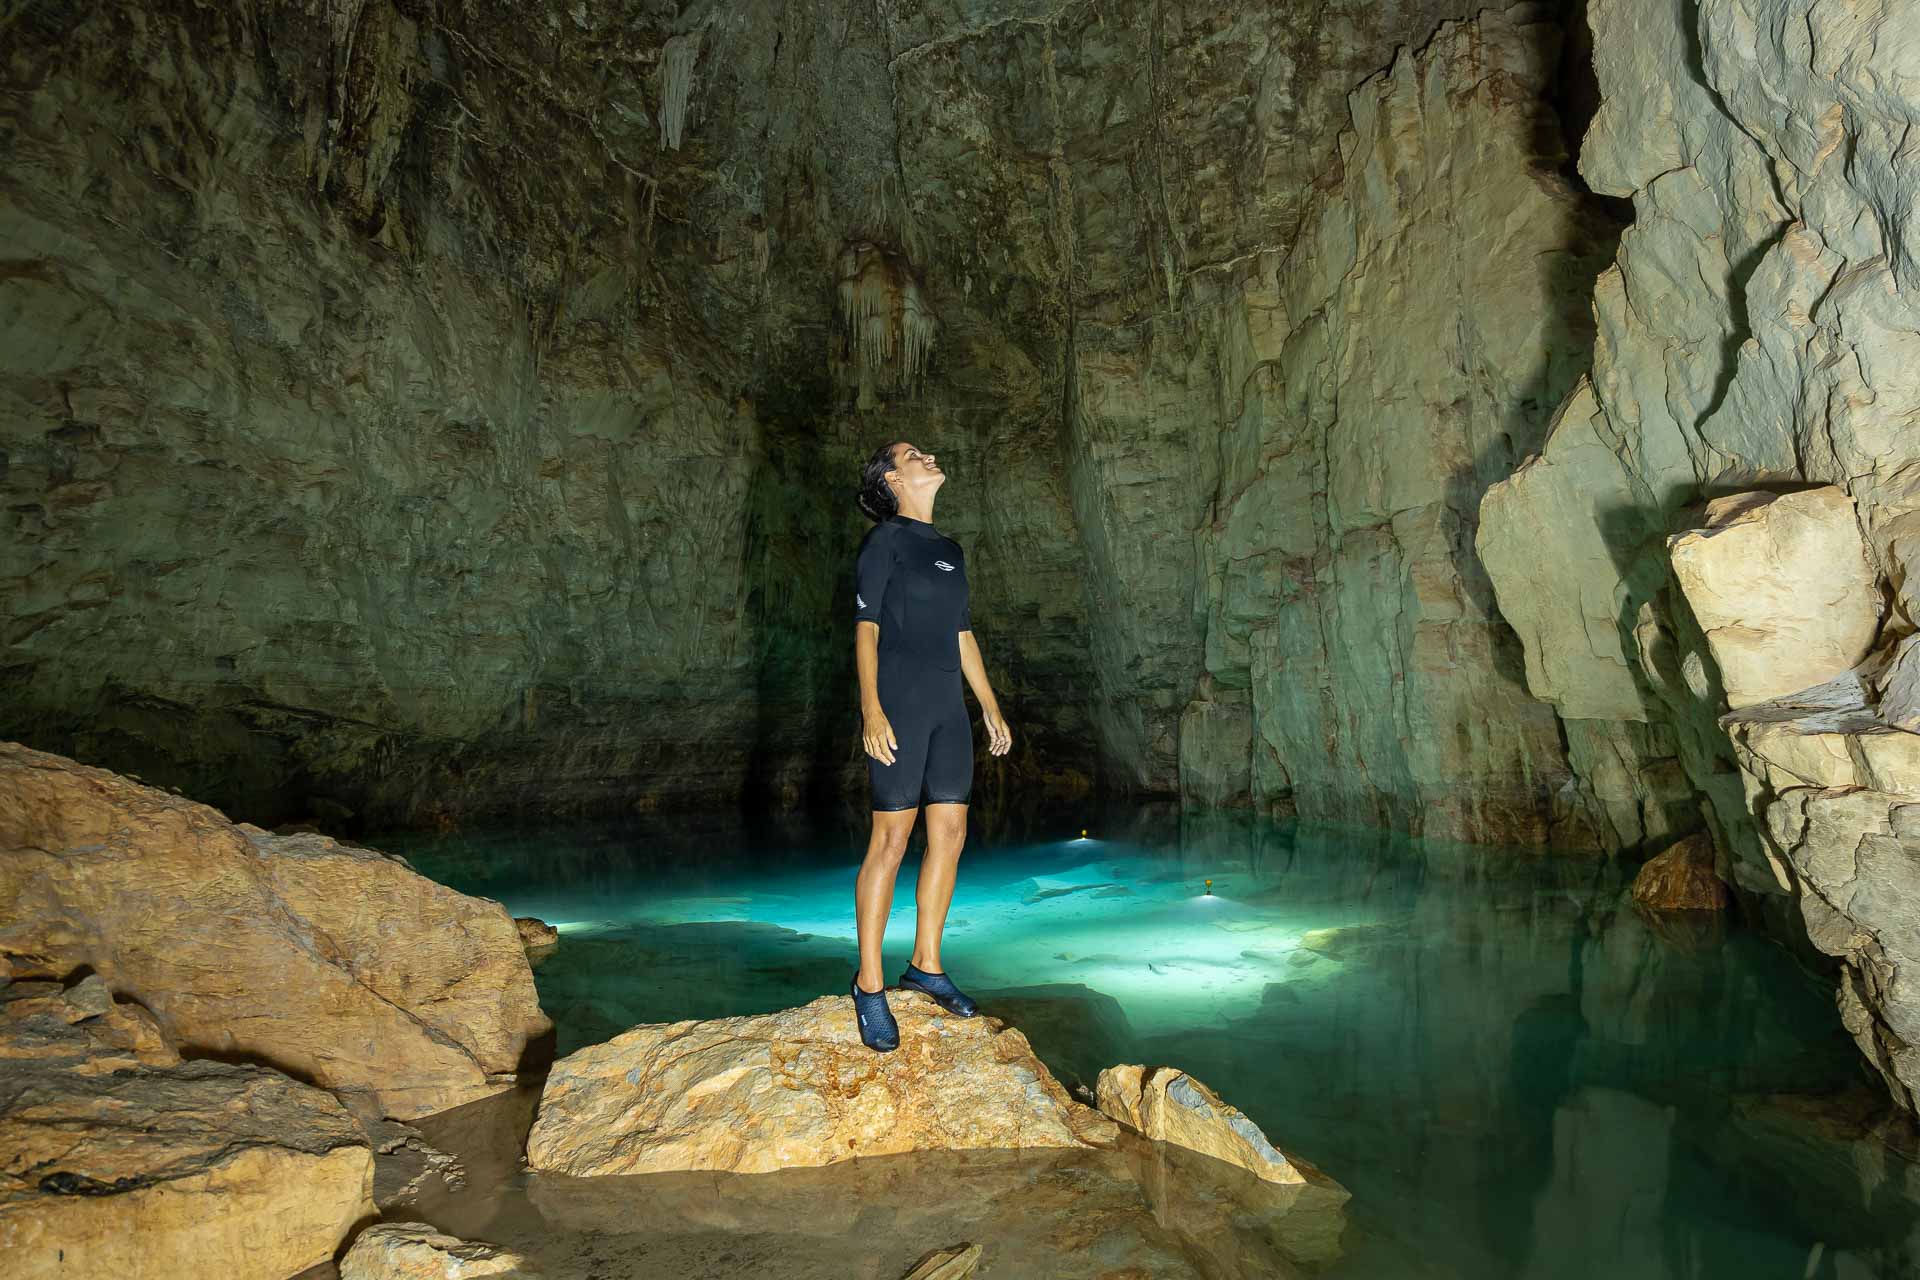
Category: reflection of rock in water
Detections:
[{"x1": 521, "y1": 1134, "x2": 1346, "y2": 1278}]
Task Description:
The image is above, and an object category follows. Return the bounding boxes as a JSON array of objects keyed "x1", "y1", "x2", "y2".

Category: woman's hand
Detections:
[
  {"x1": 983, "y1": 708, "x2": 1013, "y2": 756},
  {"x1": 863, "y1": 707, "x2": 898, "y2": 765}
]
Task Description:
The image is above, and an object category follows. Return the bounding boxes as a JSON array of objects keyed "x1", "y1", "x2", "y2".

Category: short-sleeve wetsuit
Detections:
[{"x1": 853, "y1": 513, "x2": 973, "y2": 810}]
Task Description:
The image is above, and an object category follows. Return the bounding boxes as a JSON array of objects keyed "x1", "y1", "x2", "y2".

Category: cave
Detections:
[{"x1": 4, "y1": 0, "x2": 1920, "y2": 1275}]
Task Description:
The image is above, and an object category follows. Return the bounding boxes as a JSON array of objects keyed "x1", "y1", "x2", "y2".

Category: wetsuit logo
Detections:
[
  {"x1": 934, "y1": 560, "x2": 954, "y2": 571},
  {"x1": 856, "y1": 593, "x2": 866, "y2": 607}
]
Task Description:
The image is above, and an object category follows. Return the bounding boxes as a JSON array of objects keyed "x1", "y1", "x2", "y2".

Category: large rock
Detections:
[
  {"x1": 525, "y1": 989, "x2": 1118, "y2": 1177},
  {"x1": 1095, "y1": 1064, "x2": 1334, "y2": 1189},
  {"x1": 0, "y1": 742, "x2": 552, "y2": 1119},
  {"x1": 340, "y1": 1222, "x2": 539, "y2": 1279},
  {"x1": 1668, "y1": 489, "x2": 1880, "y2": 709},
  {"x1": 0, "y1": 1007, "x2": 373, "y2": 1280}
]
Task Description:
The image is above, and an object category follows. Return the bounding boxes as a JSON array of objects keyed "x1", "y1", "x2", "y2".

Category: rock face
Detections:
[
  {"x1": 340, "y1": 1222, "x2": 538, "y2": 1280},
  {"x1": 1667, "y1": 489, "x2": 1881, "y2": 709},
  {"x1": 1183, "y1": 6, "x2": 1625, "y2": 843},
  {"x1": 0, "y1": 0, "x2": 1605, "y2": 827},
  {"x1": 526, "y1": 989, "x2": 1118, "y2": 1177},
  {"x1": 1476, "y1": 0, "x2": 1920, "y2": 1109},
  {"x1": 1095, "y1": 1064, "x2": 1333, "y2": 1189},
  {"x1": 1, "y1": 1004, "x2": 373, "y2": 1280},
  {"x1": 0, "y1": 742, "x2": 551, "y2": 1119},
  {"x1": 1629, "y1": 833, "x2": 1729, "y2": 913}
]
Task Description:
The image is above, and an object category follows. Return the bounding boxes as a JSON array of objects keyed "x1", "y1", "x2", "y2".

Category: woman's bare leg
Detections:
[
  {"x1": 855, "y1": 807, "x2": 920, "y2": 992},
  {"x1": 912, "y1": 803, "x2": 968, "y2": 972}
]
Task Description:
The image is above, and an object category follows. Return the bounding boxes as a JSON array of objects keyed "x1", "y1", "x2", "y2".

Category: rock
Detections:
[
  {"x1": 515, "y1": 916, "x2": 560, "y2": 951},
  {"x1": 2, "y1": 973, "x2": 181, "y2": 1072},
  {"x1": 1095, "y1": 1064, "x2": 1331, "y2": 1189},
  {"x1": 525, "y1": 990, "x2": 1118, "y2": 1177},
  {"x1": 0, "y1": 1016, "x2": 373, "y2": 1280},
  {"x1": 1668, "y1": 489, "x2": 1881, "y2": 710},
  {"x1": 339, "y1": 1222, "x2": 538, "y2": 1279},
  {"x1": 0, "y1": 743, "x2": 552, "y2": 1119},
  {"x1": 901, "y1": 1244, "x2": 981, "y2": 1279},
  {"x1": 1630, "y1": 833, "x2": 1729, "y2": 912}
]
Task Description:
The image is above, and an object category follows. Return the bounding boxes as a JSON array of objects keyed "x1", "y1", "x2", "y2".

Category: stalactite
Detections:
[
  {"x1": 833, "y1": 240, "x2": 938, "y2": 404},
  {"x1": 659, "y1": 31, "x2": 701, "y2": 151}
]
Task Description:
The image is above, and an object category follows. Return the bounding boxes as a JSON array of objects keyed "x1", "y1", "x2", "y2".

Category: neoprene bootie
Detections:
[
  {"x1": 898, "y1": 961, "x2": 978, "y2": 1017},
  {"x1": 850, "y1": 972, "x2": 899, "y2": 1052}
]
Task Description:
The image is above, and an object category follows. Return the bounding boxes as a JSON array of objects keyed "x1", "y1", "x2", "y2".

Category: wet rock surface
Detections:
[
  {"x1": 525, "y1": 988, "x2": 1118, "y2": 1177},
  {"x1": 0, "y1": 1004, "x2": 374, "y2": 1280}
]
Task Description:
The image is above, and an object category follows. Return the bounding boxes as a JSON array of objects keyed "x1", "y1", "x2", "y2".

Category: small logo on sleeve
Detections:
[
  {"x1": 856, "y1": 593, "x2": 867, "y2": 608},
  {"x1": 934, "y1": 560, "x2": 954, "y2": 571}
]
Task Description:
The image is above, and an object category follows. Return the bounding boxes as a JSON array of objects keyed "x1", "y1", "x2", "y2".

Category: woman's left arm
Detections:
[{"x1": 958, "y1": 631, "x2": 1012, "y2": 756}]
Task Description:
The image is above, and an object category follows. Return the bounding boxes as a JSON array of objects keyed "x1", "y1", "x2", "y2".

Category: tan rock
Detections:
[
  {"x1": 0, "y1": 742, "x2": 551, "y2": 1119},
  {"x1": 1630, "y1": 833, "x2": 1730, "y2": 912},
  {"x1": 901, "y1": 1243, "x2": 982, "y2": 1279},
  {"x1": 515, "y1": 916, "x2": 560, "y2": 951},
  {"x1": 339, "y1": 1222, "x2": 538, "y2": 1279},
  {"x1": 1095, "y1": 1064, "x2": 1334, "y2": 1189},
  {"x1": 525, "y1": 990, "x2": 1118, "y2": 1177},
  {"x1": 0, "y1": 1021, "x2": 373, "y2": 1280},
  {"x1": 1667, "y1": 488, "x2": 1880, "y2": 709}
]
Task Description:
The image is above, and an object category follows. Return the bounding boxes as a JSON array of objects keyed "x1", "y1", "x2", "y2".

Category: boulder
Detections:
[
  {"x1": 0, "y1": 1010, "x2": 373, "y2": 1280},
  {"x1": 1095, "y1": 1064, "x2": 1333, "y2": 1189},
  {"x1": 525, "y1": 989, "x2": 1118, "y2": 1177},
  {"x1": 1630, "y1": 833, "x2": 1730, "y2": 912},
  {"x1": 0, "y1": 742, "x2": 552, "y2": 1119},
  {"x1": 1666, "y1": 489, "x2": 1881, "y2": 710},
  {"x1": 339, "y1": 1222, "x2": 538, "y2": 1279}
]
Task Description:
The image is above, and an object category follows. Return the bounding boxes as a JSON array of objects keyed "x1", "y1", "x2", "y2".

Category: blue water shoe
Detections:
[
  {"x1": 850, "y1": 971, "x2": 899, "y2": 1051},
  {"x1": 898, "y1": 961, "x2": 978, "y2": 1017}
]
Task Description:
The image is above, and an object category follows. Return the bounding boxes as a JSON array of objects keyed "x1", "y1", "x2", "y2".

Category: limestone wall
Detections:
[
  {"x1": 1181, "y1": 7, "x2": 1637, "y2": 845},
  {"x1": 1478, "y1": 0, "x2": 1920, "y2": 1106}
]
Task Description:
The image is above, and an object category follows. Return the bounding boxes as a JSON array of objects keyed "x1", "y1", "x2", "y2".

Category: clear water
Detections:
[{"x1": 378, "y1": 808, "x2": 1920, "y2": 1278}]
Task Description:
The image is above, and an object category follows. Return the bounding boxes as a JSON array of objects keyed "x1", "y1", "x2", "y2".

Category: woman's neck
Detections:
[{"x1": 895, "y1": 493, "x2": 936, "y2": 524}]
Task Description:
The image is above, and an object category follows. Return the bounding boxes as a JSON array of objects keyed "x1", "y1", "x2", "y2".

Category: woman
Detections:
[{"x1": 848, "y1": 440, "x2": 1013, "y2": 1052}]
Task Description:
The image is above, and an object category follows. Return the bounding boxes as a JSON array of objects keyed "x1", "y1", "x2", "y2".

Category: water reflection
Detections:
[{"x1": 378, "y1": 808, "x2": 1920, "y2": 1277}]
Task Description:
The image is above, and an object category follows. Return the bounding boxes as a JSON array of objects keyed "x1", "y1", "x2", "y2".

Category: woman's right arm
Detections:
[
  {"x1": 854, "y1": 531, "x2": 896, "y2": 765},
  {"x1": 856, "y1": 621, "x2": 896, "y2": 765}
]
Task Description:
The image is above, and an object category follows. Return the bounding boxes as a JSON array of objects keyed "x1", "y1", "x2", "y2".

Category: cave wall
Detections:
[
  {"x1": 1179, "y1": 7, "x2": 1644, "y2": 846},
  {"x1": 13, "y1": 0, "x2": 1576, "y2": 827},
  {"x1": 1477, "y1": 0, "x2": 1920, "y2": 1107}
]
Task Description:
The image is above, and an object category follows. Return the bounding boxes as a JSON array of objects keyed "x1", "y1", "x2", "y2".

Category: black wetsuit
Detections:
[{"x1": 854, "y1": 513, "x2": 973, "y2": 810}]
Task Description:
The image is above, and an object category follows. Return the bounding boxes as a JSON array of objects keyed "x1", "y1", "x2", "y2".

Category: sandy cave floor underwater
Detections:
[{"x1": 333, "y1": 808, "x2": 1920, "y2": 1279}]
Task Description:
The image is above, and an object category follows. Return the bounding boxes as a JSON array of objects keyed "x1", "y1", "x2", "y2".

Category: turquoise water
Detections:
[{"x1": 380, "y1": 809, "x2": 1920, "y2": 1277}]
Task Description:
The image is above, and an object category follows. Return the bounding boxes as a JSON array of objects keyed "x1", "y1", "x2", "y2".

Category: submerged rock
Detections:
[
  {"x1": 0, "y1": 1010, "x2": 373, "y2": 1280},
  {"x1": 339, "y1": 1222, "x2": 539, "y2": 1279},
  {"x1": 525, "y1": 990, "x2": 1118, "y2": 1177},
  {"x1": 1630, "y1": 833, "x2": 1730, "y2": 913},
  {"x1": 901, "y1": 1243, "x2": 982, "y2": 1279},
  {"x1": 0, "y1": 742, "x2": 552, "y2": 1119},
  {"x1": 1095, "y1": 1064, "x2": 1338, "y2": 1190},
  {"x1": 514, "y1": 917, "x2": 560, "y2": 968}
]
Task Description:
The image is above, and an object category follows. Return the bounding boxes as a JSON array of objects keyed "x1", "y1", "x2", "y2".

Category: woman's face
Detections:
[{"x1": 889, "y1": 441, "x2": 944, "y2": 498}]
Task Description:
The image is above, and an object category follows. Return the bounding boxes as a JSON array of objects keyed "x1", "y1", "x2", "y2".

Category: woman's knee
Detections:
[{"x1": 926, "y1": 808, "x2": 967, "y2": 848}]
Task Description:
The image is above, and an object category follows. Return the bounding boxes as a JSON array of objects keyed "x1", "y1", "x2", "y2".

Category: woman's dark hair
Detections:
[{"x1": 857, "y1": 440, "x2": 904, "y2": 523}]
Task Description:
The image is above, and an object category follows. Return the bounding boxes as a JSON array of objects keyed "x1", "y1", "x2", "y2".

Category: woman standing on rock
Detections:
[{"x1": 848, "y1": 440, "x2": 1013, "y2": 1052}]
